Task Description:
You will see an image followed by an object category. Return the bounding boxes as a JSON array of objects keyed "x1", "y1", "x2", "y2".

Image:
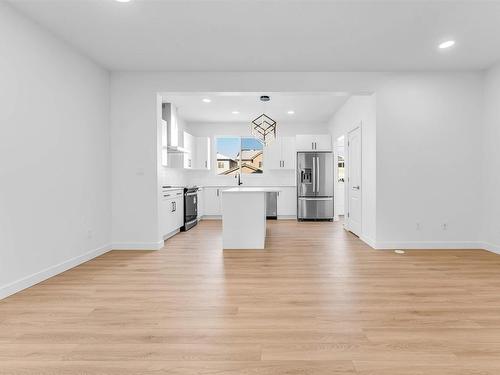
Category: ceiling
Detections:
[
  {"x1": 161, "y1": 92, "x2": 350, "y2": 123},
  {"x1": 8, "y1": 0, "x2": 500, "y2": 72}
]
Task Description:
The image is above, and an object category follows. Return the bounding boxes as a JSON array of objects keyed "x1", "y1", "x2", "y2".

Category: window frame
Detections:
[{"x1": 214, "y1": 135, "x2": 264, "y2": 176}]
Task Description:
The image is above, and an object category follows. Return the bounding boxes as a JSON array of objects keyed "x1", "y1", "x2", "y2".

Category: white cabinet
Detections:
[
  {"x1": 264, "y1": 138, "x2": 282, "y2": 170},
  {"x1": 194, "y1": 137, "x2": 211, "y2": 170},
  {"x1": 160, "y1": 189, "x2": 184, "y2": 238},
  {"x1": 264, "y1": 136, "x2": 296, "y2": 170},
  {"x1": 183, "y1": 132, "x2": 194, "y2": 169},
  {"x1": 280, "y1": 137, "x2": 296, "y2": 169},
  {"x1": 296, "y1": 134, "x2": 332, "y2": 152},
  {"x1": 174, "y1": 195, "x2": 184, "y2": 228},
  {"x1": 203, "y1": 187, "x2": 223, "y2": 216},
  {"x1": 277, "y1": 187, "x2": 297, "y2": 217}
]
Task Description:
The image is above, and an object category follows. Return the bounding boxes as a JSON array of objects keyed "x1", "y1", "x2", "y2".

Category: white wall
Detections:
[
  {"x1": 0, "y1": 2, "x2": 111, "y2": 298},
  {"x1": 185, "y1": 121, "x2": 328, "y2": 187},
  {"x1": 376, "y1": 74, "x2": 483, "y2": 248},
  {"x1": 328, "y1": 95, "x2": 377, "y2": 244},
  {"x1": 482, "y1": 63, "x2": 500, "y2": 253}
]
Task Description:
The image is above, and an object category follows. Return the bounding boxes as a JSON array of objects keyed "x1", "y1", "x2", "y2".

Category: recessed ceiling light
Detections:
[
  {"x1": 438, "y1": 40, "x2": 455, "y2": 49},
  {"x1": 115, "y1": 0, "x2": 131, "y2": 2},
  {"x1": 232, "y1": 111, "x2": 240, "y2": 114},
  {"x1": 287, "y1": 110, "x2": 295, "y2": 115},
  {"x1": 202, "y1": 98, "x2": 211, "y2": 103}
]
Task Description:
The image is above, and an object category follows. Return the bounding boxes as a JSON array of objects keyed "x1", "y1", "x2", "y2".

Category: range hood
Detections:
[{"x1": 162, "y1": 103, "x2": 188, "y2": 153}]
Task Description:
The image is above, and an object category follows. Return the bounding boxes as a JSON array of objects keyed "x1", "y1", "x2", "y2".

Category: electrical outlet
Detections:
[
  {"x1": 442, "y1": 223, "x2": 448, "y2": 231},
  {"x1": 416, "y1": 222, "x2": 421, "y2": 231}
]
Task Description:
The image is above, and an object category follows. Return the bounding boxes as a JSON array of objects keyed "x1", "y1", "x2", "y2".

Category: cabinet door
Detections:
[
  {"x1": 280, "y1": 136, "x2": 296, "y2": 170},
  {"x1": 174, "y1": 196, "x2": 184, "y2": 228},
  {"x1": 295, "y1": 135, "x2": 317, "y2": 151},
  {"x1": 264, "y1": 137, "x2": 282, "y2": 170},
  {"x1": 160, "y1": 199, "x2": 172, "y2": 236},
  {"x1": 314, "y1": 134, "x2": 332, "y2": 151},
  {"x1": 195, "y1": 137, "x2": 210, "y2": 169},
  {"x1": 277, "y1": 187, "x2": 297, "y2": 217},
  {"x1": 161, "y1": 197, "x2": 176, "y2": 236},
  {"x1": 184, "y1": 132, "x2": 194, "y2": 168},
  {"x1": 203, "y1": 188, "x2": 221, "y2": 216}
]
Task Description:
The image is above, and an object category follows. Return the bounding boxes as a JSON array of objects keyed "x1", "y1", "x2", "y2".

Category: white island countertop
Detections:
[{"x1": 223, "y1": 187, "x2": 282, "y2": 193}]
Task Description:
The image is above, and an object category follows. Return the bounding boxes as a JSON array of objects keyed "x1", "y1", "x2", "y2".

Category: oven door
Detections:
[{"x1": 183, "y1": 191, "x2": 198, "y2": 230}]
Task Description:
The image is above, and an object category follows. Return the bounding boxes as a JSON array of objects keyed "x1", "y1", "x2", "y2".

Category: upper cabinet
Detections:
[
  {"x1": 183, "y1": 131, "x2": 194, "y2": 169},
  {"x1": 265, "y1": 136, "x2": 296, "y2": 170},
  {"x1": 296, "y1": 134, "x2": 332, "y2": 152},
  {"x1": 195, "y1": 137, "x2": 211, "y2": 170},
  {"x1": 183, "y1": 131, "x2": 210, "y2": 170}
]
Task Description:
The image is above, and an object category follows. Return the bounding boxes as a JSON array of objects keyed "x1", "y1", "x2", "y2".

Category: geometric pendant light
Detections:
[{"x1": 251, "y1": 95, "x2": 277, "y2": 146}]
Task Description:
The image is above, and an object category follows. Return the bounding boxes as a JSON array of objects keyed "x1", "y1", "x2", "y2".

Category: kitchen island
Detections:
[{"x1": 221, "y1": 187, "x2": 282, "y2": 249}]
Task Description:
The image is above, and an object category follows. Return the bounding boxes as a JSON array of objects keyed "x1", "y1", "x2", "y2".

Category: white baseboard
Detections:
[
  {"x1": 373, "y1": 241, "x2": 483, "y2": 250},
  {"x1": 277, "y1": 215, "x2": 296, "y2": 220},
  {"x1": 0, "y1": 244, "x2": 112, "y2": 300},
  {"x1": 480, "y1": 241, "x2": 500, "y2": 254},
  {"x1": 202, "y1": 215, "x2": 222, "y2": 220},
  {"x1": 112, "y1": 241, "x2": 164, "y2": 250},
  {"x1": 360, "y1": 235, "x2": 377, "y2": 248}
]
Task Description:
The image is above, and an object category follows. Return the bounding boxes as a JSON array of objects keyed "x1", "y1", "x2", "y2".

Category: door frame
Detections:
[{"x1": 345, "y1": 122, "x2": 362, "y2": 235}]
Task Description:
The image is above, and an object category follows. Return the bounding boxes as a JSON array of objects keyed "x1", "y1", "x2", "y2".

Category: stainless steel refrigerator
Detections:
[{"x1": 297, "y1": 152, "x2": 334, "y2": 220}]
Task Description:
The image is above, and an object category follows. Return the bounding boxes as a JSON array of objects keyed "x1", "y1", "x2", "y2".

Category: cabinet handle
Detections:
[
  {"x1": 217, "y1": 189, "x2": 219, "y2": 197},
  {"x1": 282, "y1": 160, "x2": 285, "y2": 168},
  {"x1": 312, "y1": 142, "x2": 314, "y2": 150}
]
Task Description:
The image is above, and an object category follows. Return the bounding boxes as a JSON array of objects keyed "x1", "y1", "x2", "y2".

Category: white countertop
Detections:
[
  {"x1": 223, "y1": 187, "x2": 282, "y2": 193},
  {"x1": 161, "y1": 187, "x2": 184, "y2": 192}
]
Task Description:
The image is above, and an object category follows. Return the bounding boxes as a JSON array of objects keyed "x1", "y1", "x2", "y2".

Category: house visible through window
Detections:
[{"x1": 216, "y1": 137, "x2": 263, "y2": 175}]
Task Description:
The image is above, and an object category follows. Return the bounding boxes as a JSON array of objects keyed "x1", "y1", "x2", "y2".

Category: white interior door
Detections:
[{"x1": 347, "y1": 127, "x2": 362, "y2": 236}]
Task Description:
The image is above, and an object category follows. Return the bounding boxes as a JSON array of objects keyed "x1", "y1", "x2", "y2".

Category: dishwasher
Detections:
[{"x1": 266, "y1": 192, "x2": 278, "y2": 219}]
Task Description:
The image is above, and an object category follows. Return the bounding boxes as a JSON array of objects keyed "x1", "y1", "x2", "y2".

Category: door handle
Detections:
[
  {"x1": 312, "y1": 157, "x2": 316, "y2": 193},
  {"x1": 316, "y1": 156, "x2": 320, "y2": 193},
  {"x1": 352, "y1": 186, "x2": 360, "y2": 190}
]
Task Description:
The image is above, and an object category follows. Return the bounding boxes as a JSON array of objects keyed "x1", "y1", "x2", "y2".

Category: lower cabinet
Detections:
[
  {"x1": 161, "y1": 189, "x2": 184, "y2": 238},
  {"x1": 200, "y1": 186, "x2": 296, "y2": 218},
  {"x1": 203, "y1": 187, "x2": 223, "y2": 216},
  {"x1": 277, "y1": 187, "x2": 297, "y2": 217}
]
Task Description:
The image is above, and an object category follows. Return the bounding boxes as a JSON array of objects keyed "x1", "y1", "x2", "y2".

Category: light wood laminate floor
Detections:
[{"x1": 1, "y1": 220, "x2": 500, "y2": 374}]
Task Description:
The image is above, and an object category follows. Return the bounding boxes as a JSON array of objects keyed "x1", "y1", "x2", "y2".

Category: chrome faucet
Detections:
[{"x1": 235, "y1": 173, "x2": 243, "y2": 186}]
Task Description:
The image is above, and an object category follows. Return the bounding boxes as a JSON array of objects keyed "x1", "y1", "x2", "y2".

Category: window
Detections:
[
  {"x1": 240, "y1": 137, "x2": 263, "y2": 174},
  {"x1": 216, "y1": 137, "x2": 263, "y2": 175}
]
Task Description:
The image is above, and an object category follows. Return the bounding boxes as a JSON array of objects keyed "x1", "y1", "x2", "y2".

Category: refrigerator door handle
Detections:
[
  {"x1": 312, "y1": 157, "x2": 316, "y2": 193},
  {"x1": 299, "y1": 197, "x2": 333, "y2": 201},
  {"x1": 316, "y1": 156, "x2": 320, "y2": 193}
]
